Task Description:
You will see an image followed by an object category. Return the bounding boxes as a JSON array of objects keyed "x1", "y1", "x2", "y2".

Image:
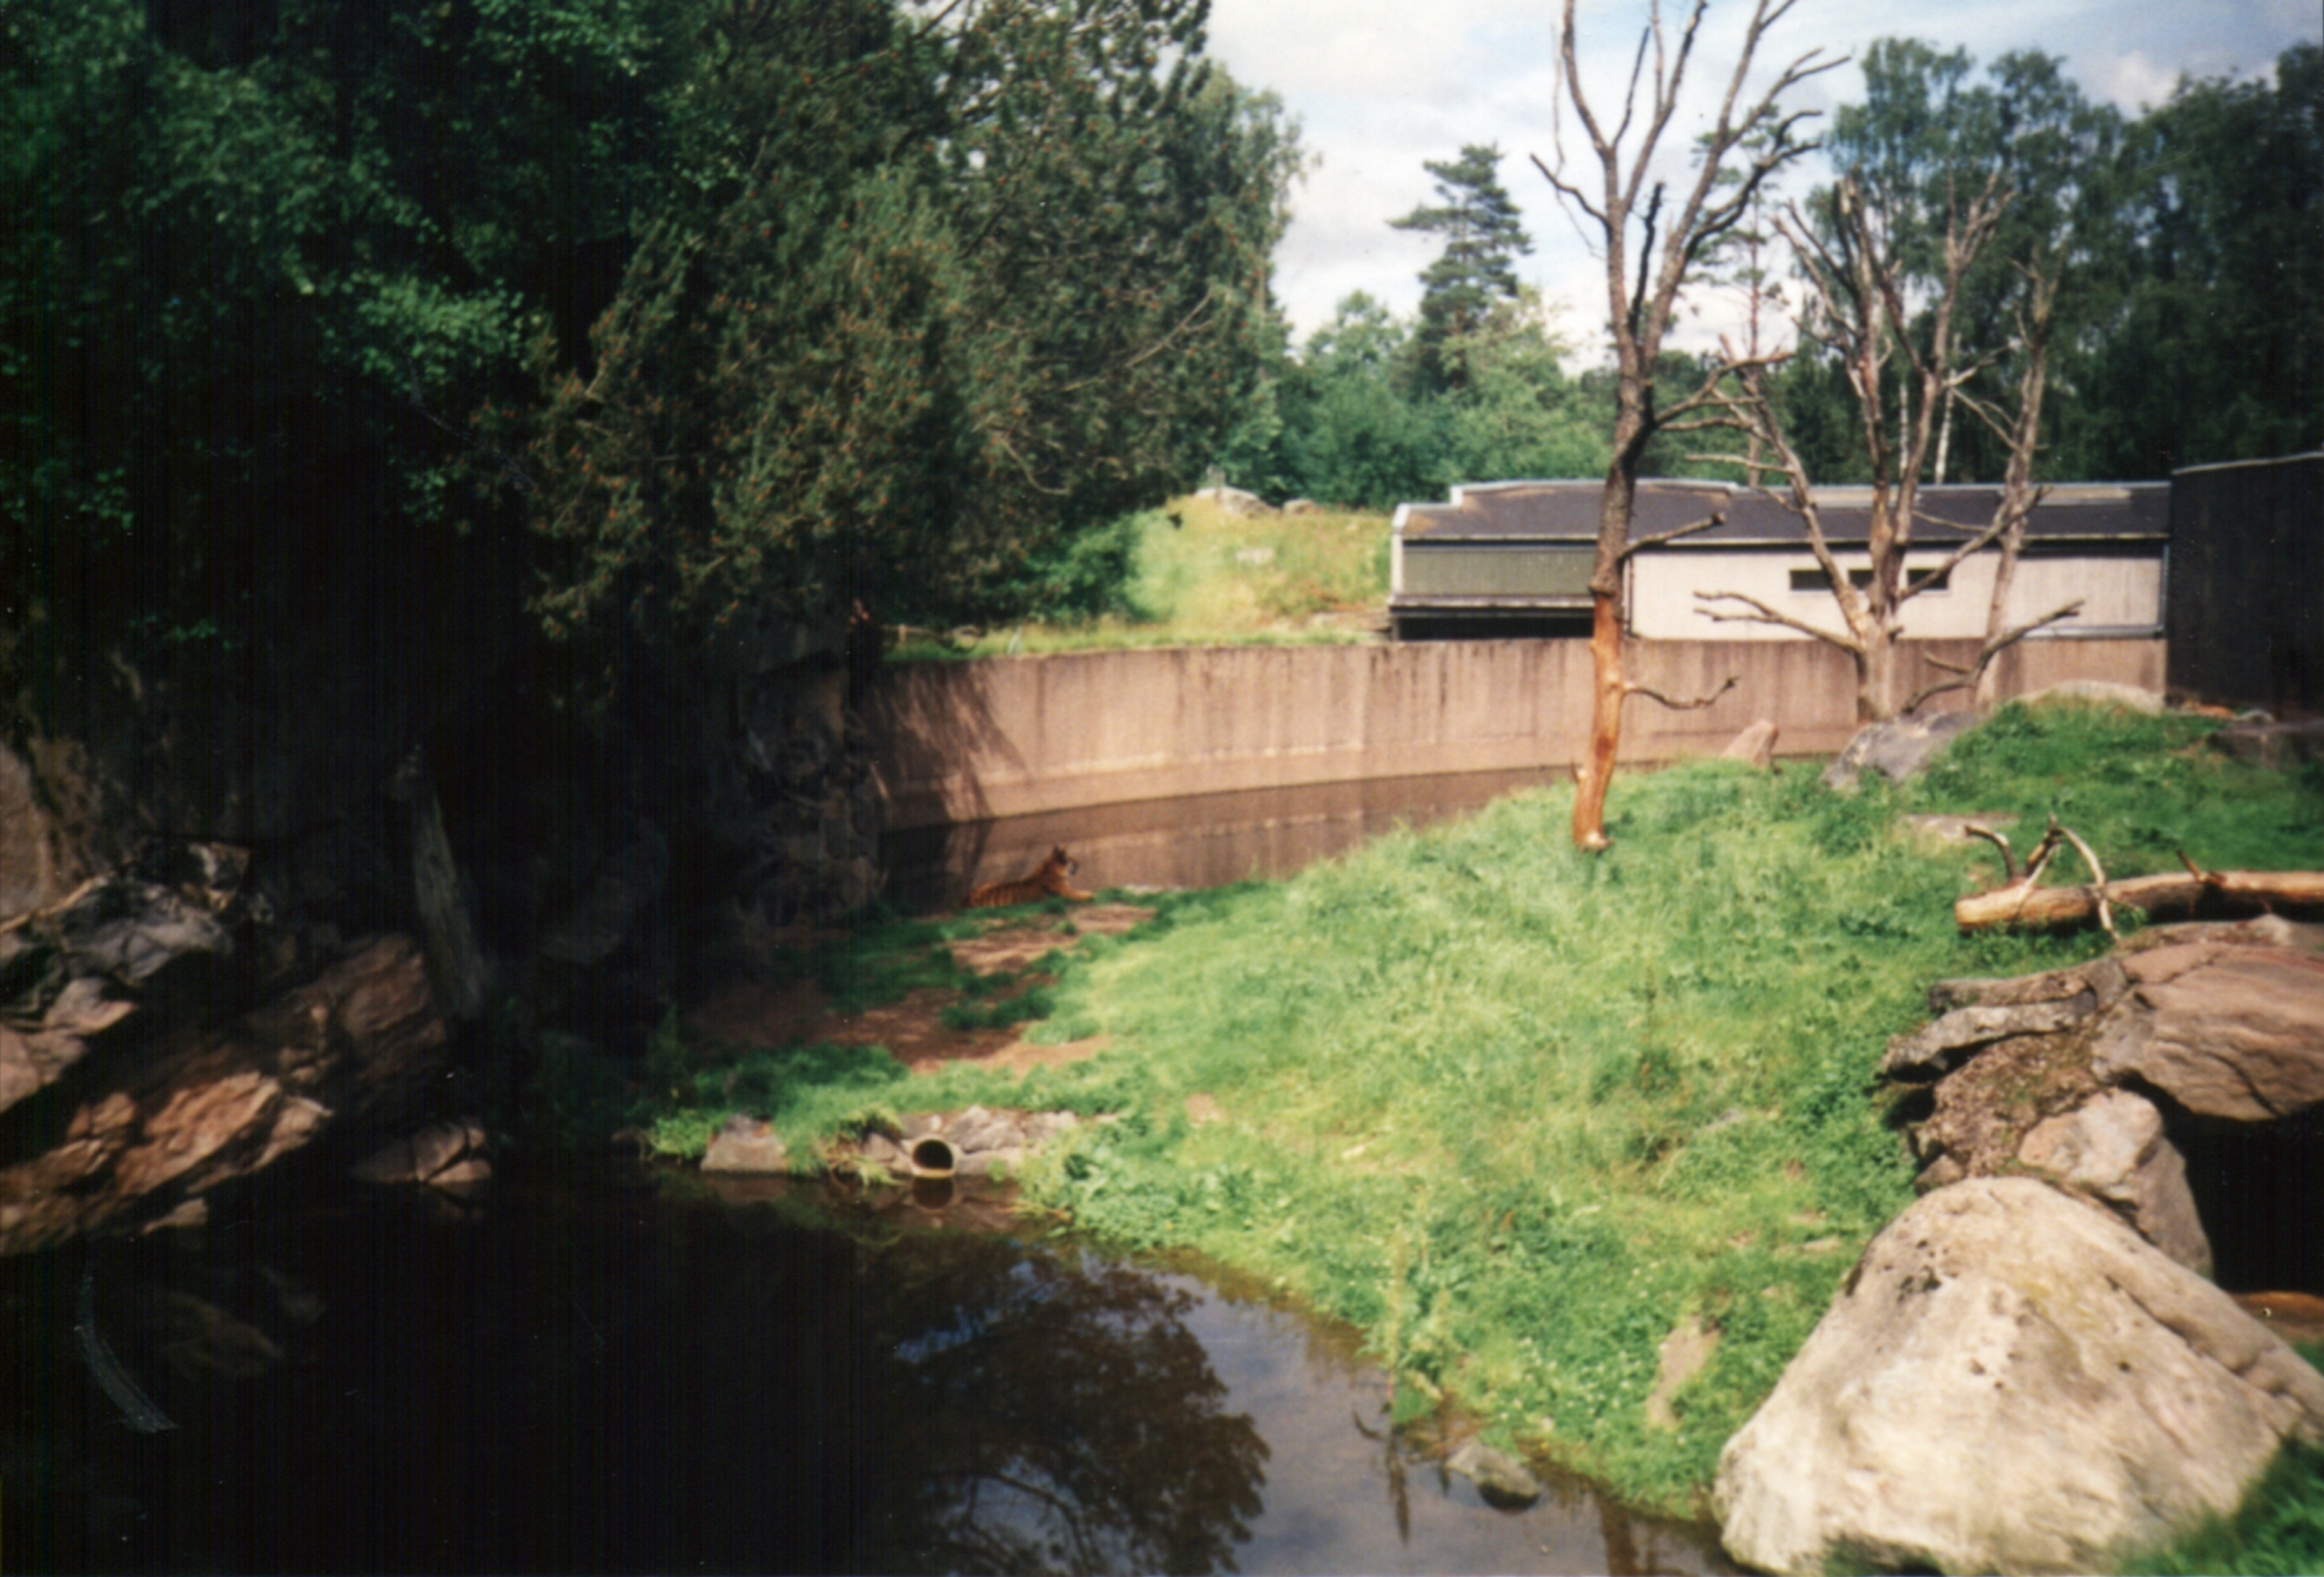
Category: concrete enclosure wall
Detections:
[{"x1": 866, "y1": 636, "x2": 2165, "y2": 828}]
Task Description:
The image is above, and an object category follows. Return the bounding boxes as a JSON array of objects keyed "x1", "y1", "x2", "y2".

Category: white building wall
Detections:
[{"x1": 1629, "y1": 549, "x2": 2163, "y2": 641}]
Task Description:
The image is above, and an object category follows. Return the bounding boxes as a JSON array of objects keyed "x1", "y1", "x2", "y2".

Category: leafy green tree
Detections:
[
  {"x1": 0, "y1": 0, "x2": 687, "y2": 693},
  {"x1": 1275, "y1": 295, "x2": 1449, "y2": 508},
  {"x1": 1389, "y1": 144, "x2": 1534, "y2": 390},
  {"x1": 1439, "y1": 290, "x2": 1608, "y2": 482},
  {"x1": 2065, "y1": 44, "x2": 2323, "y2": 475},
  {"x1": 517, "y1": 0, "x2": 1302, "y2": 660}
]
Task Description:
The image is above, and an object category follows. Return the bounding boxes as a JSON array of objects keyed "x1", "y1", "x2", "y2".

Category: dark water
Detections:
[
  {"x1": 885, "y1": 769, "x2": 1554, "y2": 912},
  {"x1": 2, "y1": 1160, "x2": 1727, "y2": 1574}
]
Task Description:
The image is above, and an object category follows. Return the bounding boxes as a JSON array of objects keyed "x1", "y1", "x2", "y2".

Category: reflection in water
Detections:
[
  {"x1": 885, "y1": 769, "x2": 1553, "y2": 911},
  {"x1": 0, "y1": 1162, "x2": 1725, "y2": 1574}
]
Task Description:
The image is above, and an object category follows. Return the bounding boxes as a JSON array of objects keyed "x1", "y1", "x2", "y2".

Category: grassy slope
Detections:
[
  {"x1": 653, "y1": 704, "x2": 2324, "y2": 1532},
  {"x1": 892, "y1": 493, "x2": 1391, "y2": 658}
]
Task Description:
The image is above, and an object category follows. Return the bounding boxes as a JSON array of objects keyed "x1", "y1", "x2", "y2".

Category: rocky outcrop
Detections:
[
  {"x1": 1820, "y1": 711, "x2": 1975, "y2": 790},
  {"x1": 1, "y1": 867, "x2": 258, "y2": 1122},
  {"x1": 1895, "y1": 923, "x2": 2323, "y2": 1268},
  {"x1": 1715, "y1": 1178, "x2": 2324, "y2": 1576},
  {"x1": 2089, "y1": 940, "x2": 2324, "y2": 1122},
  {"x1": 0, "y1": 935, "x2": 446, "y2": 1254},
  {"x1": 1201, "y1": 484, "x2": 1277, "y2": 517}
]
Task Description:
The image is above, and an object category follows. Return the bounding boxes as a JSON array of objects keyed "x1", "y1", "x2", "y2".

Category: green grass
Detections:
[
  {"x1": 645, "y1": 701, "x2": 2324, "y2": 1523},
  {"x1": 891, "y1": 493, "x2": 1391, "y2": 658}
]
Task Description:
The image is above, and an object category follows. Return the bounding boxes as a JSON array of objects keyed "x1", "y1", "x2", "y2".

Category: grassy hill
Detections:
[{"x1": 642, "y1": 702, "x2": 2324, "y2": 1538}]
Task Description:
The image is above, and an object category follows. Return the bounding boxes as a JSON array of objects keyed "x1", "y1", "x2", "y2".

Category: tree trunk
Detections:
[
  {"x1": 1956, "y1": 869, "x2": 2324, "y2": 931},
  {"x1": 1572, "y1": 592, "x2": 1625, "y2": 852},
  {"x1": 1859, "y1": 628, "x2": 1903, "y2": 723}
]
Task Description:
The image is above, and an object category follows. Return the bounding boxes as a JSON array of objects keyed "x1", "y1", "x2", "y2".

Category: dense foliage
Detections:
[
  {"x1": 512, "y1": 0, "x2": 1302, "y2": 654},
  {"x1": 1, "y1": 0, "x2": 1300, "y2": 690},
  {"x1": 1758, "y1": 40, "x2": 2323, "y2": 486},
  {"x1": 1, "y1": 0, "x2": 678, "y2": 679}
]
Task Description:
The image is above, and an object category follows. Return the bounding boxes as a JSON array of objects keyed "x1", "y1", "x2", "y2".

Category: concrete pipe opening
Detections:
[{"x1": 910, "y1": 1136, "x2": 959, "y2": 1179}]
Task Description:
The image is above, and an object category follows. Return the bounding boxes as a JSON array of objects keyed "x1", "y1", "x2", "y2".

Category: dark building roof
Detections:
[{"x1": 1395, "y1": 478, "x2": 2169, "y2": 548}]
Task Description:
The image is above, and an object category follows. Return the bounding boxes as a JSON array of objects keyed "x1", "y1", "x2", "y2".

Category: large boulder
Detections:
[
  {"x1": 2016, "y1": 1089, "x2": 2210, "y2": 1275},
  {"x1": 2090, "y1": 942, "x2": 2324, "y2": 1122},
  {"x1": 1820, "y1": 710, "x2": 1976, "y2": 790},
  {"x1": 1714, "y1": 1178, "x2": 2324, "y2": 1576}
]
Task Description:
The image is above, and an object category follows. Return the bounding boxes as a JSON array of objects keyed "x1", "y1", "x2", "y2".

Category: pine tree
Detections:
[{"x1": 1388, "y1": 144, "x2": 1533, "y2": 389}]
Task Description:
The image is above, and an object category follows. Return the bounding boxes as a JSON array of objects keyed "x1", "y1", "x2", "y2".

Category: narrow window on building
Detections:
[{"x1": 1789, "y1": 566, "x2": 1949, "y2": 593}]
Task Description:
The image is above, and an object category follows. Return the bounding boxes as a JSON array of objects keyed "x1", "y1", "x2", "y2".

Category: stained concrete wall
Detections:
[{"x1": 866, "y1": 635, "x2": 2165, "y2": 828}]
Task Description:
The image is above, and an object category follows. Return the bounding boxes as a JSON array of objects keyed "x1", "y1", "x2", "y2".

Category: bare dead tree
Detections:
[
  {"x1": 1535, "y1": 0, "x2": 1838, "y2": 851},
  {"x1": 1690, "y1": 173, "x2": 2081, "y2": 722}
]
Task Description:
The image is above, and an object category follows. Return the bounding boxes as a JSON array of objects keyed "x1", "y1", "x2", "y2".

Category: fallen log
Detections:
[{"x1": 1957, "y1": 864, "x2": 2324, "y2": 932}]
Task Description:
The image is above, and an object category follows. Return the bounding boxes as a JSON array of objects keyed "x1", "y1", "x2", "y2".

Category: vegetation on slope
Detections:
[
  {"x1": 640, "y1": 704, "x2": 2324, "y2": 1525},
  {"x1": 892, "y1": 490, "x2": 1391, "y2": 657}
]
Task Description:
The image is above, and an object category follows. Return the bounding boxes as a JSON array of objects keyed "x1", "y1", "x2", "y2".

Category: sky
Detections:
[{"x1": 1201, "y1": 0, "x2": 2321, "y2": 356}]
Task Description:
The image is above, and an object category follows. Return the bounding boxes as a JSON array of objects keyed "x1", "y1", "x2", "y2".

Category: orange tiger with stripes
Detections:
[{"x1": 967, "y1": 846, "x2": 1093, "y2": 908}]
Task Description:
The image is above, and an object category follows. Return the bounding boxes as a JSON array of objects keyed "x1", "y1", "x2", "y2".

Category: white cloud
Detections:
[{"x1": 1212, "y1": 0, "x2": 2320, "y2": 345}]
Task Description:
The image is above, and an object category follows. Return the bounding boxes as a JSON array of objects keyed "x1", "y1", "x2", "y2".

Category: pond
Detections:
[
  {"x1": 884, "y1": 769, "x2": 1553, "y2": 912},
  {"x1": 3, "y1": 1159, "x2": 1729, "y2": 1574}
]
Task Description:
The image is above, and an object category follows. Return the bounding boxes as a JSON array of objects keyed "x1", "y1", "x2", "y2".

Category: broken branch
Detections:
[
  {"x1": 1954, "y1": 825, "x2": 2324, "y2": 933},
  {"x1": 1623, "y1": 673, "x2": 1739, "y2": 711}
]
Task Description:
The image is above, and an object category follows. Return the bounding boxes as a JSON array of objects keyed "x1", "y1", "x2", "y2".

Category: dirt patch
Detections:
[
  {"x1": 1185, "y1": 1093, "x2": 1224, "y2": 1125},
  {"x1": 682, "y1": 903, "x2": 1151, "y2": 1075},
  {"x1": 912, "y1": 1035, "x2": 1111, "y2": 1079},
  {"x1": 947, "y1": 903, "x2": 1154, "y2": 976}
]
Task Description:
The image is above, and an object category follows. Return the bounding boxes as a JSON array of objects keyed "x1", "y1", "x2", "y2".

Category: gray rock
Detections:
[
  {"x1": 1024, "y1": 1111, "x2": 1082, "y2": 1145},
  {"x1": 1719, "y1": 720, "x2": 1780, "y2": 769},
  {"x1": 1447, "y1": 1440, "x2": 1542, "y2": 1508},
  {"x1": 351, "y1": 1119, "x2": 488, "y2": 1185},
  {"x1": 955, "y1": 1146, "x2": 1026, "y2": 1179},
  {"x1": 2208, "y1": 718, "x2": 2324, "y2": 772},
  {"x1": 1880, "y1": 996, "x2": 2098, "y2": 1078},
  {"x1": 59, "y1": 880, "x2": 232, "y2": 991},
  {"x1": 2090, "y1": 945, "x2": 2324, "y2": 1121},
  {"x1": 2021, "y1": 679, "x2": 2165, "y2": 715},
  {"x1": 1902, "y1": 811, "x2": 2018, "y2": 851},
  {"x1": 857, "y1": 1132, "x2": 906, "y2": 1170},
  {"x1": 1713, "y1": 1178, "x2": 2324, "y2": 1577},
  {"x1": 1927, "y1": 956, "x2": 2126, "y2": 1015},
  {"x1": 948, "y1": 1105, "x2": 1026, "y2": 1154},
  {"x1": 1819, "y1": 710, "x2": 1976, "y2": 791},
  {"x1": 1282, "y1": 498, "x2": 1320, "y2": 515},
  {"x1": 2017, "y1": 1089, "x2": 2211, "y2": 1275},
  {"x1": 1204, "y1": 485, "x2": 1277, "y2": 517},
  {"x1": 701, "y1": 1117, "x2": 789, "y2": 1175}
]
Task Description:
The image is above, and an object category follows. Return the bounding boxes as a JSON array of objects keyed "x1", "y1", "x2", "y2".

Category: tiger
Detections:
[{"x1": 967, "y1": 846, "x2": 1093, "y2": 908}]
